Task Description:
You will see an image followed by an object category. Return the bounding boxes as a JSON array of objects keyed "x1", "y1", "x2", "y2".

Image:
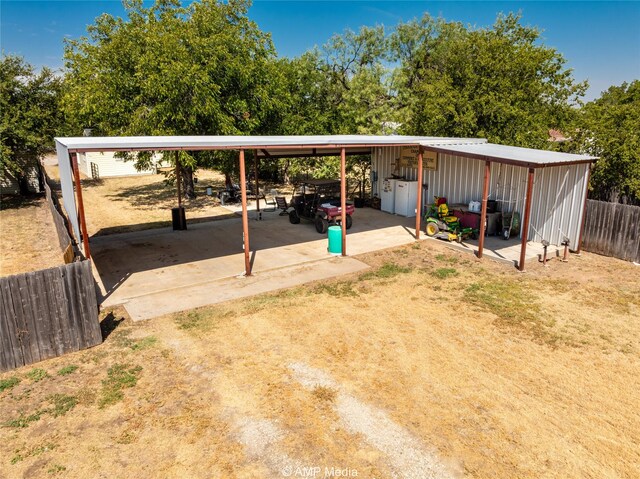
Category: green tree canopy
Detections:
[
  {"x1": 1, "y1": 55, "x2": 63, "y2": 190},
  {"x1": 576, "y1": 81, "x2": 640, "y2": 204},
  {"x1": 63, "y1": 0, "x2": 281, "y2": 196},
  {"x1": 389, "y1": 13, "x2": 586, "y2": 148}
]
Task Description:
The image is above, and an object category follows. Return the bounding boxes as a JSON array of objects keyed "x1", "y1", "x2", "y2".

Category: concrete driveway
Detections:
[{"x1": 91, "y1": 207, "x2": 418, "y2": 320}]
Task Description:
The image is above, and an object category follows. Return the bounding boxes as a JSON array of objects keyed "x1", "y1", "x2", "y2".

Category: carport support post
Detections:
[
  {"x1": 239, "y1": 149, "x2": 252, "y2": 275},
  {"x1": 175, "y1": 151, "x2": 182, "y2": 208},
  {"x1": 519, "y1": 168, "x2": 535, "y2": 272},
  {"x1": 70, "y1": 152, "x2": 91, "y2": 259},
  {"x1": 340, "y1": 147, "x2": 347, "y2": 256},
  {"x1": 415, "y1": 147, "x2": 423, "y2": 239},
  {"x1": 477, "y1": 160, "x2": 491, "y2": 258},
  {"x1": 254, "y1": 150, "x2": 260, "y2": 214},
  {"x1": 576, "y1": 165, "x2": 592, "y2": 254}
]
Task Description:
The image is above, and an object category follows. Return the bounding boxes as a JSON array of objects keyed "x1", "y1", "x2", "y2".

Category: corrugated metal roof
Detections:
[
  {"x1": 420, "y1": 142, "x2": 597, "y2": 167},
  {"x1": 54, "y1": 135, "x2": 487, "y2": 152}
]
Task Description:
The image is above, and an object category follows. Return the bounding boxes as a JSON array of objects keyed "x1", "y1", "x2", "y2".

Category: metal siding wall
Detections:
[
  {"x1": 530, "y1": 163, "x2": 589, "y2": 246},
  {"x1": 373, "y1": 147, "x2": 590, "y2": 246}
]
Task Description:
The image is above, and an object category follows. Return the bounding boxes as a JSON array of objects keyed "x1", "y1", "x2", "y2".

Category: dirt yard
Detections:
[
  {"x1": 44, "y1": 165, "x2": 244, "y2": 236},
  {"x1": 1, "y1": 242, "x2": 639, "y2": 478},
  {"x1": 0, "y1": 196, "x2": 63, "y2": 276},
  {"x1": 81, "y1": 169, "x2": 243, "y2": 236}
]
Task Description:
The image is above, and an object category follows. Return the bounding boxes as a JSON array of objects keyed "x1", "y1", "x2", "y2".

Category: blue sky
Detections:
[{"x1": 1, "y1": 1, "x2": 639, "y2": 101}]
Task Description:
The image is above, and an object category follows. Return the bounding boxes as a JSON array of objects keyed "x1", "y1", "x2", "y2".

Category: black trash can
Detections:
[{"x1": 172, "y1": 207, "x2": 187, "y2": 230}]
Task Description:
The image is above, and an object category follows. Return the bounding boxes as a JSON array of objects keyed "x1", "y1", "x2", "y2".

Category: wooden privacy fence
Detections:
[
  {"x1": 44, "y1": 175, "x2": 80, "y2": 263},
  {"x1": 0, "y1": 260, "x2": 101, "y2": 372},
  {"x1": 582, "y1": 200, "x2": 640, "y2": 263}
]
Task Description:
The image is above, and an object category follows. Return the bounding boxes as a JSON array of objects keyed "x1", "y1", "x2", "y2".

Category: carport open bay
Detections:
[{"x1": 91, "y1": 207, "x2": 550, "y2": 320}]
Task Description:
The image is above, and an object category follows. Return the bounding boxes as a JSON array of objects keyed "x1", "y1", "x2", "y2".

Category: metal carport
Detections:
[{"x1": 54, "y1": 135, "x2": 596, "y2": 274}]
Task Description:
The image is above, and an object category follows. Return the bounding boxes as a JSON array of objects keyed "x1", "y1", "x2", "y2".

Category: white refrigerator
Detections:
[
  {"x1": 381, "y1": 179, "x2": 397, "y2": 213},
  {"x1": 394, "y1": 180, "x2": 419, "y2": 217}
]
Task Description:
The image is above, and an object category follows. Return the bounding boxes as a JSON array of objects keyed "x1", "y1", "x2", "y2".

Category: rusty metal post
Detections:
[
  {"x1": 254, "y1": 150, "x2": 260, "y2": 217},
  {"x1": 340, "y1": 147, "x2": 347, "y2": 256},
  {"x1": 175, "y1": 151, "x2": 182, "y2": 208},
  {"x1": 540, "y1": 241, "x2": 549, "y2": 266},
  {"x1": 576, "y1": 165, "x2": 591, "y2": 254},
  {"x1": 562, "y1": 239, "x2": 570, "y2": 262},
  {"x1": 415, "y1": 147, "x2": 423, "y2": 239},
  {"x1": 70, "y1": 153, "x2": 91, "y2": 259},
  {"x1": 239, "y1": 149, "x2": 251, "y2": 276},
  {"x1": 519, "y1": 168, "x2": 535, "y2": 272},
  {"x1": 477, "y1": 160, "x2": 491, "y2": 258}
]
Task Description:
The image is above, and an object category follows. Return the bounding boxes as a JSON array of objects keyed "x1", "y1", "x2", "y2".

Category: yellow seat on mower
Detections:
[{"x1": 438, "y1": 204, "x2": 459, "y2": 224}]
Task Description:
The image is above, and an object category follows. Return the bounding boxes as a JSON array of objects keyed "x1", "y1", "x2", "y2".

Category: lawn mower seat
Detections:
[{"x1": 437, "y1": 203, "x2": 460, "y2": 224}]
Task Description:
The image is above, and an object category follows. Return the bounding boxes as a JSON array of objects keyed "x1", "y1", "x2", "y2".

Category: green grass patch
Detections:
[
  {"x1": 465, "y1": 279, "x2": 562, "y2": 347},
  {"x1": 57, "y1": 365, "x2": 78, "y2": 376},
  {"x1": 130, "y1": 336, "x2": 158, "y2": 350},
  {"x1": 99, "y1": 363, "x2": 142, "y2": 408},
  {"x1": 435, "y1": 253, "x2": 458, "y2": 264},
  {"x1": 48, "y1": 464, "x2": 66, "y2": 475},
  {"x1": 175, "y1": 309, "x2": 222, "y2": 331},
  {"x1": 3, "y1": 410, "x2": 44, "y2": 428},
  {"x1": 47, "y1": 394, "x2": 78, "y2": 417},
  {"x1": 26, "y1": 368, "x2": 48, "y2": 382},
  {"x1": 0, "y1": 376, "x2": 20, "y2": 392},
  {"x1": 433, "y1": 267, "x2": 459, "y2": 279},
  {"x1": 312, "y1": 280, "x2": 359, "y2": 297},
  {"x1": 11, "y1": 442, "x2": 57, "y2": 464},
  {"x1": 359, "y1": 262, "x2": 412, "y2": 281}
]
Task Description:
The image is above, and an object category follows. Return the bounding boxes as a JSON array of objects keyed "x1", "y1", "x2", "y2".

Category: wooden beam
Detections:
[
  {"x1": 415, "y1": 147, "x2": 423, "y2": 239},
  {"x1": 340, "y1": 147, "x2": 347, "y2": 256},
  {"x1": 519, "y1": 168, "x2": 535, "y2": 271},
  {"x1": 477, "y1": 160, "x2": 491, "y2": 258},
  {"x1": 239, "y1": 149, "x2": 251, "y2": 275},
  {"x1": 70, "y1": 153, "x2": 91, "y2": 259}
]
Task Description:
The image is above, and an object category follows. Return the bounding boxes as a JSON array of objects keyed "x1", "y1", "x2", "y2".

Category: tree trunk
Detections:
[{"x1": 181, "y1": 164, "x2": 196, "y2": 199}]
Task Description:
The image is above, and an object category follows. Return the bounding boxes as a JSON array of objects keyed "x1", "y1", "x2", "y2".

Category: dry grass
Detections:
[
  {"x1": 1, "y1": 245, "x2": 639, "y2": 478},
  {"x1": 0, "y1": 195, "x2": 63, "y2": 276}
]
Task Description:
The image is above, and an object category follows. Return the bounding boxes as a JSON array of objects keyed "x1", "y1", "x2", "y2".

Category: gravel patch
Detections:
[{"x1": 289, "y1": 362, "x2": 458, "y2": 479}]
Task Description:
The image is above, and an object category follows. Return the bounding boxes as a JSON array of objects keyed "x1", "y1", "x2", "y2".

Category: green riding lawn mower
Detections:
[{"x1": 424, "y1": 196, "x2": 478, "y2": 243}]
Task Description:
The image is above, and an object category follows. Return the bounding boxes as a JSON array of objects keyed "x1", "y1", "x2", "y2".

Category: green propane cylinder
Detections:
[{"x1": 328, "y1": 225, "x2": 342, "y2": 255}]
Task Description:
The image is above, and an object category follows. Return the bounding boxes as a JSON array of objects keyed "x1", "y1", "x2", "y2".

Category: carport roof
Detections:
[
  {"x1": 54, "y1": 134, "x2": 486, "y2": 153},
  {"x1": 420, "y1": 142, "x2": 598, "y2": 168}
]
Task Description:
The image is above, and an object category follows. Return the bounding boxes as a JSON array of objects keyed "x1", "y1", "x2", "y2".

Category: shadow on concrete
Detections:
[{"x1": 90, "y1": 207, "x2": 417, "y2": 304}]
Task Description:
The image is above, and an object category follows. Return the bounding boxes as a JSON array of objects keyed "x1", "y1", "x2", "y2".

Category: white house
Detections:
[{"x1": 77, "y1": 151, "x2": 165, "y2": 178}]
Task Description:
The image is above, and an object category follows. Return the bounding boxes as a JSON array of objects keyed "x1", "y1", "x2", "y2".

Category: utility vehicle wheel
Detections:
[
  {"x1": 502, "y1": 228, "x2": 510, "y2": 240},
  {"x1": 471, "y1": 231, "x2": 479, "y2": 240},
  {"x1": 425, "y1": 222, "x2": 440, "y2": 237},
  {"x1": 345, "y1": 214, "x2": 353, "y2": 230},
  {"x1": 289, "y1": 210, "x2": 300, "y2": 224},
  {"x1": 315, "y1": 216, "x2": 329, "y2": 234}
]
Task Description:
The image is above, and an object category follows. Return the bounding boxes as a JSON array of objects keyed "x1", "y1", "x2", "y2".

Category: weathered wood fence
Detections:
[
  {"x1": 582, "y1": 200, "x2": 640, "y2": 262},
  {"x1": 0, "y1": 260, "x2": 101, "y2": 372},
  {"x1": 44, "y1": 175, "x2": 80, "y2": 263}
]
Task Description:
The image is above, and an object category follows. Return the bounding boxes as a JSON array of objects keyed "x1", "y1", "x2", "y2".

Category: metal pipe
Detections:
[
  {"x1": 175, "y1": 151, "x2": 182, "y2": 209},
  {"x1": 340, "y1": 147, "x2": 347, "y2": 256},
  {"x1": 70, "y1": 153, "x2": 91, "y2": 259},
  {"x1": 519, "y1": 168, "x2": 535, "y2": 272},
  {"x1": 239, "y1": 150, "x2": 251, "y2": 276},
  {"x1": 254, "y1": 149, "x2": 260, "y2": 218},
  {"x1": 562, "y1": 239, "x2": 570, "y2": 262},
  {"x1": 541, "y1": 240, "x2": 549, "y2": 266},
  {"x1": 415, "y1": 147, "x2": 423, "y2": 239},
  {"x1": 478, "y1": 160, "x2": 491, "y2": 258},
  {"x1": 576, "y1": 165, "x2": 592, "y2": 254}
]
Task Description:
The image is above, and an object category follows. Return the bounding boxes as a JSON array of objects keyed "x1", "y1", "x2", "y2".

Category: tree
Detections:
[
  {"x1": 576, "y1": 81, "x2": 640, "y2": 204},
  {"x1": 0, "y1": 55, "x2": 63, "y2": 193},
  {"x1": 63, "y1": 0, "x2": 281, "y2": 198},
  {"x1": 389, "y1": 13, "x2": 586, "y2": 148}
]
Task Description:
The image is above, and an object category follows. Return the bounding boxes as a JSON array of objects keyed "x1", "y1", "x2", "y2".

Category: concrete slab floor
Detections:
[{"x1": 91, "y1": 207, "x2": 419, "y2": 320}]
